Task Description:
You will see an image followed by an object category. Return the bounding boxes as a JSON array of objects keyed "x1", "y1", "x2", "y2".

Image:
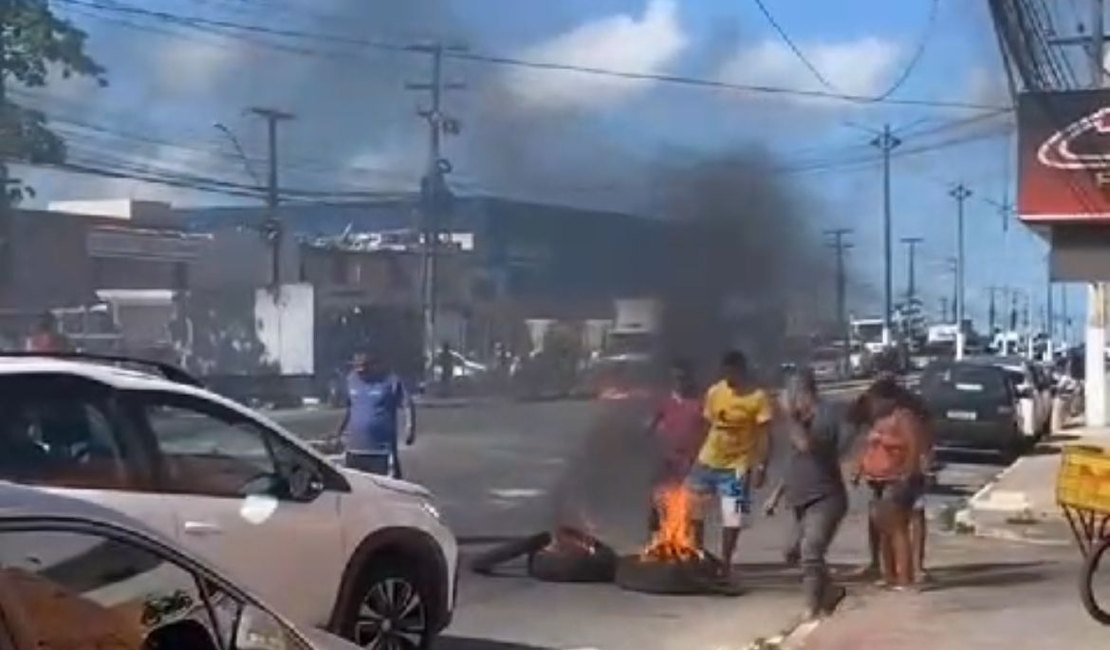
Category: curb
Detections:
[{"x1": 954, "y1": 456, "x2": 1071, "y2": 546}]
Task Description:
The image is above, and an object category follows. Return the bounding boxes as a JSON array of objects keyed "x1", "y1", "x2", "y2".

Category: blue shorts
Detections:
[{"x1": 686, "y1": 463, "x2": 752, "y2": 513}]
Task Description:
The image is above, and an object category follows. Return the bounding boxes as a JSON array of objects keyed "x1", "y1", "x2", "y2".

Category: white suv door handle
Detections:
[{"x1": 183, "y1": 521, "x2": 223, "y2": 536}]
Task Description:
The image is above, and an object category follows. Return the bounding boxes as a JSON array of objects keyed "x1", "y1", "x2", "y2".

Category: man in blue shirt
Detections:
[{"x1": 336, "y1": 352, "x2": 416, "y2": 478}]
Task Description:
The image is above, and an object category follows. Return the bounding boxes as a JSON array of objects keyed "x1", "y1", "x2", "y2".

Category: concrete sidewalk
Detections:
[
  {"x1": 957, "y1": 425, "x2": 1110, "y2": 544},
  {"x1": 797, "y1": 532, "x2": 1098, "y2": 650}
]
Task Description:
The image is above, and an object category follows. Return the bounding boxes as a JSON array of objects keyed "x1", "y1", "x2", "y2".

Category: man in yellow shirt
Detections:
[{"x1": 687, "y1": 350, "x2": 774, "y2": 578}]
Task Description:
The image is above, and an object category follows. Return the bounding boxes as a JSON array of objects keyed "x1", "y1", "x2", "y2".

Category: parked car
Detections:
[
  {"x1": 0, "y1": 352, "x2": 457, "y2": 649},
  {"x1": 920, "y1": 360, "x2": 1025, "y2": 462},
  {"x1": 0, "y1": 481, "x2": 363, "y2": 650},
  {"x1": 963, "y1": 355, "x2": 1053, "y2": 440},
  {"x1": 581, "y1": 356, "x2": 661, "y2": 401},
  {"x1": 808, "y1": 346, "x2": 845, "y2": 382}
]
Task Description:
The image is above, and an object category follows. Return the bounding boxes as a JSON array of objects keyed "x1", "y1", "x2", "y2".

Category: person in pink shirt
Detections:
[{"x1": 646, "y1": 360, "x2": 706, "y2": 533}]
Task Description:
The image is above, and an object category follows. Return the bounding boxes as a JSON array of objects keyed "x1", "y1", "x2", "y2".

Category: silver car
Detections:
[{"x1": 0, "y1": 482, "x2": 360, "y2": 650}]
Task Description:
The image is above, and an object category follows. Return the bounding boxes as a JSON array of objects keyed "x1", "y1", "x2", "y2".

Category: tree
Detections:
[{"x1": 0, "y1": 0, "x2": 107, "y2": 203}]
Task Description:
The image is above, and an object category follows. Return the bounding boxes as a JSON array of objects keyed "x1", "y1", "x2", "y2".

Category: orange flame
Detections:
[{"x1": 641, "y1": 484, "x2": 701, "y2": 562}]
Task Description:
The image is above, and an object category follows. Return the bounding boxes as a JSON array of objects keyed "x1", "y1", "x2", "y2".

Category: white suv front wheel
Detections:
[{"x1": 339, "y1": 562, "x2": 434, "y2": 649}]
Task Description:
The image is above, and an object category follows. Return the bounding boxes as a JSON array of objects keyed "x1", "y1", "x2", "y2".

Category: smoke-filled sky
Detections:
[{"x1": 12, "y1": 0, "x2": 1067, "y2": 329}]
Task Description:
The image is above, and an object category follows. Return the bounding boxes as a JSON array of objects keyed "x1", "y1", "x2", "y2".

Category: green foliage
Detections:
[{"x1": 0, "y1": 0, "x2": 107, "y2": 202}]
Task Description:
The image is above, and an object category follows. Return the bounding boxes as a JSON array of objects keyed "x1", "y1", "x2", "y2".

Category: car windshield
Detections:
[
  {"x1": 811, "y1": 348, "x2": 842, "y2": 362},
  {"x1": 923, "y1": 364, "x2": 1011, "y2": 400}
]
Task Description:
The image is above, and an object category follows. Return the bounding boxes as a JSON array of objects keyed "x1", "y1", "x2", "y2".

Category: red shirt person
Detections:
[
  {"x1": 649, "y1": 361, "x2": 706, "y2": 485},
  {"x1": 25, "y1": 312, "x2": 70, "y2": 353},
  {"x1": 646, "y1": 360, "x2": 705, "y2": 535}
]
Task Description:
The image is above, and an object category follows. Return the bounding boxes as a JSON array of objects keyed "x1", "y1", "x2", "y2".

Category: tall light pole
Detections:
[
  {"x1": 872, "y1": 125, "x2": 901, "y2": 346},
  {"x1": 248, "y1": 107, "x2": 295, "y2": 286},
  {"x1": 950, "y1": 184, "x2": 972, "y2": 359},
  {"x1": 947, "y1": 256, "x2": 958, "y2": 323},
  {"x1": 825, "y1": 228, "x2": 853, "y2": 377},
  {"x1": 901, "y1": 236, "x2": 923, "y2": 302},
  {"x1": 1046, "y1": 253, "x2": 1054, "y2": 361}
]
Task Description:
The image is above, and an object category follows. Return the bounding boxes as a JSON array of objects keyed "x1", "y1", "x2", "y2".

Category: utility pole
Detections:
[
  {"x1": 1046, "y1": 254, "x2": 1054, "y2": 361},
  {"x1": 947, "y1": 256, "x2": 958, "y2": 323},
  {"x1": 940, "y1": 297, "x2": 949, "y2": 323},
  {"x1": 872, "y1": 124, "x2": 901, "y2": 346},
  {"x1": 407, "y1": 43, "x2": 464, "y2": 369},
  {"x1": 949, "y1": 184, "x2": 972, "y2": 359},
  {"x1": 1062, "y1": 284, "x2": 1070, "y2": 343},
  {"x1": 825, "y1": 228, "x2": 853, "y2": 377},
  {"x1": 987, "y1": 286, "x2": 999, "y2": 334},
  {"x1": 901, "y1": 237, "x2": 923, "y2": 303},
  {"x1": 248, "y1": 107, "x2": 295, "y2": 286}
]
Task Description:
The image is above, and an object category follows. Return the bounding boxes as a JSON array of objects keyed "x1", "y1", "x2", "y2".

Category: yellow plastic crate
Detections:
[{"x1": 1057, "y1": 444, "x2": 1110, "y2": 514}]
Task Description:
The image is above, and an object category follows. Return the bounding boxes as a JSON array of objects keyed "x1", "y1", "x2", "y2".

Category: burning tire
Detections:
[
  {"x1": 616, "y1": 484, "x2": 737, "y2": 595},
  {"x1": 527, "y1": 539, "x2": 618, "y2": 583},
  {"x1": 469, "y1": 532, "x2": 552, "y2": 575},
  {"x1": 614, "y1": 554, "x2": 723, "y2": 595}
]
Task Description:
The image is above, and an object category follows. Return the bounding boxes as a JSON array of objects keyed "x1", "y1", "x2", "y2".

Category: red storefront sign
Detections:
[{"x1": 1019, "y1": 89, "x2": 1110, "y2": 222}]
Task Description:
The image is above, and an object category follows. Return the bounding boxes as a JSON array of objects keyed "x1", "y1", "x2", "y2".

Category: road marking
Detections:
[{"x1": 489, "y1": 488, "x2": 545, "y2": 499}]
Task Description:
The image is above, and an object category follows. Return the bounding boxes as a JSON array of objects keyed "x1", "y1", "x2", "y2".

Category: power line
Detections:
[
  {"x1": 868, "y1": 0, "x2": 940, "y2": 102},
  {"x1": 751, "y1": 0, "x2": 836, "y2": 91},
  {"x1": 55, "y1": 0, "x2": 1010, "y2": 111}
]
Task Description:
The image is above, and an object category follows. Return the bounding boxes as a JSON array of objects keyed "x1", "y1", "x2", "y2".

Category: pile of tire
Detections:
[
  {"x1": 528, "y1": 539, "x2": 618, "y2": 583},
  {"x1": 614, "y1": 553, "x2": 732, "y2": 595},
  {"x1": 468, "y1": 529, "x2": 618, "y2": 583}
]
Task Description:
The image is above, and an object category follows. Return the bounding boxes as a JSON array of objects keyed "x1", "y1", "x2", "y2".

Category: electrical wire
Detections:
[
  {"x1": 54, "y1": 0, "x2": 1009, "y2": 111},
  {"x1": 750, "y1": 0, "x2": 836, "y2": 91},
  {"x1": 867, "y1": 0, "x2": 940, "y2": 102}
]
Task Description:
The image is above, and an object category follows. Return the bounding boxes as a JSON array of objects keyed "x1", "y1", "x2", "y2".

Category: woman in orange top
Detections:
[{"x1": 849, "y1": 377, "x2": 928, "y2": 589}]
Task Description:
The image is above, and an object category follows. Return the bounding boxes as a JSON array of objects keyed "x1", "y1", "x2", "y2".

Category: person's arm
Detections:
[
  {"x1": 762, "y1": 479, "x2": 786, "y2": 516},
  {"x1": 900, "y1": 411, "x2": 925, "y2": 477},
  {"x1": 751, "y1": 390, "x2": 774, "y2": 487},
  {"x1": 401, "y1": 380, "x2": 416, "y2": 445},
  {"x1": 843, "y1": 421, "x2": 870, "y2": 486},
  {"x1": 333, "y1": 374, "x2": 350, "y2": 440}
]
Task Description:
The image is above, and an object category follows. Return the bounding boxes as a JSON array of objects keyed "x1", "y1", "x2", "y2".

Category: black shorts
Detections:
[{"x1": 868, "y1": 475, "x2": 924, "y2": 511}]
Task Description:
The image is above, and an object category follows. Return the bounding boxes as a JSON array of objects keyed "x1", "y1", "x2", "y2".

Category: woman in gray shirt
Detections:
[{"x1": 764, "y1": 369, "x2": 848, "y2": 620}]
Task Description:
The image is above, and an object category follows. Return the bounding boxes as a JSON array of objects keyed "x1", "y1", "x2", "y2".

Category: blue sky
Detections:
[{"x1": 17, "y1": 0, "x2": 1073, "y2": 337}]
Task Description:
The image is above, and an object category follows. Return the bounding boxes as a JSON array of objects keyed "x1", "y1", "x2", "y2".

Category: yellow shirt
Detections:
[{"x1": 697, "y1": 380, "x2": 773, "y2": 471}]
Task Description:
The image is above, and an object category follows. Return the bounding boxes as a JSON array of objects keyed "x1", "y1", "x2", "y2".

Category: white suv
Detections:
[{"x1": 0, "y1": 354, "x2": 458, "y2": 649}]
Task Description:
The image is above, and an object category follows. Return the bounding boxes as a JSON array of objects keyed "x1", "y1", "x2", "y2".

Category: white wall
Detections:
[{"x1": 253, "y1": 284, "x2": 315, "y2": 375}]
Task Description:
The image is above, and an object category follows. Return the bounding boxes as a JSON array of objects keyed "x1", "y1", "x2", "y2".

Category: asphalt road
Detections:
[{"x1": 268, "y1": 394, "x2": 1006, "y2": 650}]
